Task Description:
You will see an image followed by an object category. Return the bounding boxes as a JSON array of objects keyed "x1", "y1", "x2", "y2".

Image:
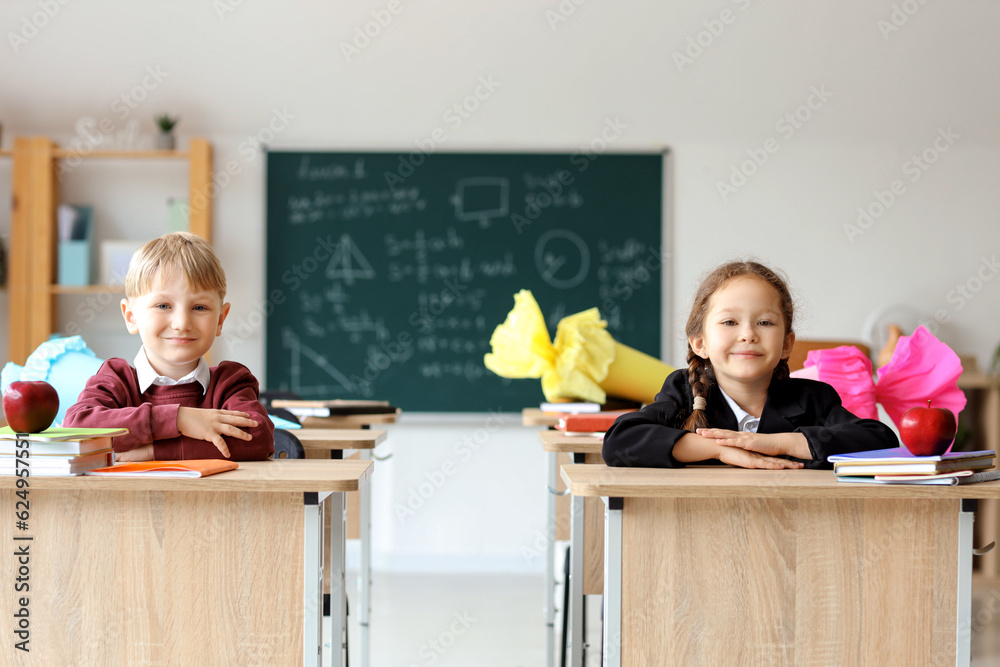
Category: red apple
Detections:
[
  {"x1": 2, "y1": 381, "x2": 60, "y2": 434},
  {"x1": 899, "y1": 399, "x2": 957, "y2": 456}
]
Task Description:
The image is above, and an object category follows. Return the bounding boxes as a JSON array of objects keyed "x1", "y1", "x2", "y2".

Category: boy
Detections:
[{"x1": 64, "y1": 232, "x2": 274, "y2": 461}]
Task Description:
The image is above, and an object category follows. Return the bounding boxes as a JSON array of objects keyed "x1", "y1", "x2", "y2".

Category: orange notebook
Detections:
[
  {"x1": 556, "y1": 411, "x2": 634, "y2": 434},
  {"x1": 84, "y1": 460, "x2": 239, "y2": 478}
]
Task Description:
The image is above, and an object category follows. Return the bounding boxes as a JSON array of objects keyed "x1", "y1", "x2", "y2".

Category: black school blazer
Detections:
[{"x1": 602, "y1": 369, "x2": 898, "y2": 469}]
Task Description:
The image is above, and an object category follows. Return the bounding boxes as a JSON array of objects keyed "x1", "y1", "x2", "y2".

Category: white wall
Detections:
[{"x1": 2, "y1": 0, "x2": 999, "y2": 571}]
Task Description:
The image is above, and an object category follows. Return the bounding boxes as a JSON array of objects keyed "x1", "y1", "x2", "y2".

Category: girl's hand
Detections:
[
  {"x1": 698, "y1": 429, "x2": 812, "y2": 460},
  {"x1": 716, "y1": 445, "x2": 804, "y2": 470}
]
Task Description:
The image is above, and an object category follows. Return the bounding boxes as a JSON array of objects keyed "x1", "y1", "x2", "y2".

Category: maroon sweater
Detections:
[{"x1": 63, "y1": 357, "x2": 274, "y2": 461}]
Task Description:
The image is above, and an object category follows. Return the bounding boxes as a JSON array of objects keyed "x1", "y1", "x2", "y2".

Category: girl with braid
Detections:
[{"x1": 602, "y1": 261, "x2": 897, "y2": 469}]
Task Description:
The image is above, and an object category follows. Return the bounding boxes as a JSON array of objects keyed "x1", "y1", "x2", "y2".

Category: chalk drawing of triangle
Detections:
[
  {"x1": 283, "y1": 327, "x2": 357, "y2": 395},
  {"x1": 326, "y1": 234, "x2": 376, "y2": 285}
]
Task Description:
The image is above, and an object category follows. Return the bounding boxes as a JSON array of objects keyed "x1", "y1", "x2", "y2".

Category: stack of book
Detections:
[
  {"x1": 0, "y1": 427, "x2": 128, "y2": 477},
  {"x1": 830, "y1": 447, "x2": 999, "y2": 485},
  {"x1": 270, "y1": 399, "x2": 398, "y2": 419},
  {"x1": 539, "y1": 398, "x2": 641, "y2": 414},
  {"x1": 555, "y1": 410, "x2": 635, "y2": 436}
]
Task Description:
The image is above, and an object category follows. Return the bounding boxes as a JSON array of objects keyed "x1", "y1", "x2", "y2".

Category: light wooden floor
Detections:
[{"x1": 324, "y1": 571, "x2": 1000, "y2": 666}]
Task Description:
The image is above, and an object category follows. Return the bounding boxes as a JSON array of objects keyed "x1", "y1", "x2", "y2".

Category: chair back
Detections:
[
  {"x1": 788, "y1": 340, "x2": 871, "y2": 372},
  {"x1": 273, "y1": 429, "x2": 305, "y2": 459}
]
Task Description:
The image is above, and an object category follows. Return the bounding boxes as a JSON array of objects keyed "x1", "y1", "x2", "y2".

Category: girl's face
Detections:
[{"x1": 688, "y1": 276, "x2": 794, "y2": 391}]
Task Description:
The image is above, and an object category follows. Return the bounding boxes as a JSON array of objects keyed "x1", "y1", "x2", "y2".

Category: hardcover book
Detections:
[{"x1": 556, "y1": 411, "x2": 634, "y2": 434}]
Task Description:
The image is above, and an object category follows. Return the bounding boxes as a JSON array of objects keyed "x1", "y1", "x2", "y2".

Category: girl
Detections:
[{"x1": 602, "y1": 261, "x2": 898, "y2": 469}]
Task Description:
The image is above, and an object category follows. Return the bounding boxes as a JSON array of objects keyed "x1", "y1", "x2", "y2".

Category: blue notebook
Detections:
[{"x1": 828, "y1": 447, "x2": 994, "y2": 464}]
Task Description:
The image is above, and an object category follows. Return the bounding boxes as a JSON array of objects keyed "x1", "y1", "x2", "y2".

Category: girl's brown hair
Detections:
[{"x1": 681, "y1": 261, "x2": 794, "y2": 431}]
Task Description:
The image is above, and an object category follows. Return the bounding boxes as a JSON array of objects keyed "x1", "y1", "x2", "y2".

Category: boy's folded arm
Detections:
[
  {"x1": 217, "y1": 366, "x2": 274, "y2": 460},
  {"x1": 63, "y1": 368, "x2": 181, "y2": 451},
  {"x1": 156, "y1": 363, "x2": 274, "y2": 461}
]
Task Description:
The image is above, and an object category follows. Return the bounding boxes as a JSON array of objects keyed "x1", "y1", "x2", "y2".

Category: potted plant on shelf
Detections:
[{"x1": 154, "y1": 114, "x2": 180, "y2": 150}]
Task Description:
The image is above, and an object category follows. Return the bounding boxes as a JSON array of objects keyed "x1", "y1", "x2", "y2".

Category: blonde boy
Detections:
[{"x1": 64, "y1": 232, "x2": 274, "y2": 461}]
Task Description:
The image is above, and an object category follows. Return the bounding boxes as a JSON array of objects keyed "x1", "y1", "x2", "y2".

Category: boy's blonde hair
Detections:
[{"x1": 124, "y1": 232, "x2": 227, "y2": 300}]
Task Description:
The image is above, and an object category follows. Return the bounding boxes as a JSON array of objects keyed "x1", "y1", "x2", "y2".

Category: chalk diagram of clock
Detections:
[{"x1": 534, "y1": 229, "x2": 590, "y2": 289}]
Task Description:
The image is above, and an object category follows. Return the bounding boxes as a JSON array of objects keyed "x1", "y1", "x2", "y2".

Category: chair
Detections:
[
  {"x1": 266, "y1": 406, "x2": 301, "y2": 426},
  {"x1": 272, "y1": 428, "x2": 305, "y2": 459},
  {"x1": 788, "y1": 339, "x2": 871, "y2": 373}
]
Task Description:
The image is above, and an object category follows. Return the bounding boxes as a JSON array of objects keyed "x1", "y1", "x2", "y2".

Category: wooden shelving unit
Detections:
[{"x1": 7, "y1": 136, "x2": 213, "y2": 364}]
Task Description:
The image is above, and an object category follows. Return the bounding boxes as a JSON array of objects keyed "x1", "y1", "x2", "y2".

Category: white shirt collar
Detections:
[
  {"x1": 718, "y1": 387, "x2": 761, "y2": 433},
  {"x1": 134, "y1": 347, "x2": 210, "y2": 394}
]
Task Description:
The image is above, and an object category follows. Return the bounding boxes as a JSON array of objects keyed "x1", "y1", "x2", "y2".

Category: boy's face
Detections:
[{"x1": 120, "y1": 268, "x2": 230, "y2": 379}]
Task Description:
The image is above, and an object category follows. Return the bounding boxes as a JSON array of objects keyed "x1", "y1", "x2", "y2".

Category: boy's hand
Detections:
[
  {"x1": 698, "y1": 429, "x2": 812, "y2": 460},
  {"x1": 716, "y1": 445, "x2": 804, "y2": 470},
  {"x1": 115, "y1": 444, "x2": 155, "y2": 462},
  {"x1": 177, "y1": 407, "x2": 259, "y2": 458}
]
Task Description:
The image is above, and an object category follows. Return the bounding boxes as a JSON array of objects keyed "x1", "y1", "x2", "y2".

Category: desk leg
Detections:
[
  {"x1": 958, "y1": 499, "x2": 975, "y2": 666},
  {"x1": 360, "y1": 448, "x2": 373, "y2": 667},
  {"x1": 326, "y1": 491, "x2": 347, "y2": 667},
  {"x1": 545, "y1": 451, "x2": 558, "y2": 667},
  {"x1": 569, "y1": 453, "x2": 586, "y2": 667},
  {"x1": 304, "y1": 492, "x2": 329, "y2": 667},
  {"x1": 603, "y1": 497, "x2": 622, "y2": 667}
]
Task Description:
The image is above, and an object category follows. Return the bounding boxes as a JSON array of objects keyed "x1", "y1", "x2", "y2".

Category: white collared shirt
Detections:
[
  {"x1": 134, "y1": 347, "x2": 210, "y2": 395},
  {"x1": 718, "y1": 388, "x2": 761, "y2": 433}
]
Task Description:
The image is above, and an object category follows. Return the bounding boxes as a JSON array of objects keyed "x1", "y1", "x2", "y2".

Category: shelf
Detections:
[
  {"x1": 0, "y1": 149, "x2": 11, "y2": 157},
  {"x1": 50, "y1": 284, "x2": 124, "y2": 295},
  {"x1": 8, "y1": 136, "x2": 212, "y2": 365},
  {"x1": 52, "y1": 149, "x2": 188, "y2": 159}
]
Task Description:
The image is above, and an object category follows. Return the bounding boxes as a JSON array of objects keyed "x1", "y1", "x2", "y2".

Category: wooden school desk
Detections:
[
  {"x1": 538, "y1": 429, "x2": 604, "y2": 667},
  {"x1": 0, "y1": 459, "x2": 372, "y2": 667},
  {"x1": 523, "y1": 408, "x2": 563, "y2": 667},
  {"x1": 281, "y1": 405, "x2": 398, "y2": 667},
  {"x1": 525, "y1": 407, "x2": 606, "y2": 667},
  {"x1": 957, "y1": 369, "x2": 1000, "y2": 578},
  {"x1": 294, "y1": 425, "x2": 386, "y2": 663},
  {"x1": 561, "y1": 464, "x2": 1000, "y2": 667}
]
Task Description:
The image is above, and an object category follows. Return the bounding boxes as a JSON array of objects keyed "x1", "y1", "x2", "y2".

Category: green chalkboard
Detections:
[{"x1": 265, "y1": 150, "x2": 665, "y2": 412}]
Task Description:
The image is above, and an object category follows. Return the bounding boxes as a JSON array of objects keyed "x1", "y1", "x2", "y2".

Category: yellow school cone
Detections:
[{"x1": 484, "y1": 290, "x2": 673, "y2": 405}]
